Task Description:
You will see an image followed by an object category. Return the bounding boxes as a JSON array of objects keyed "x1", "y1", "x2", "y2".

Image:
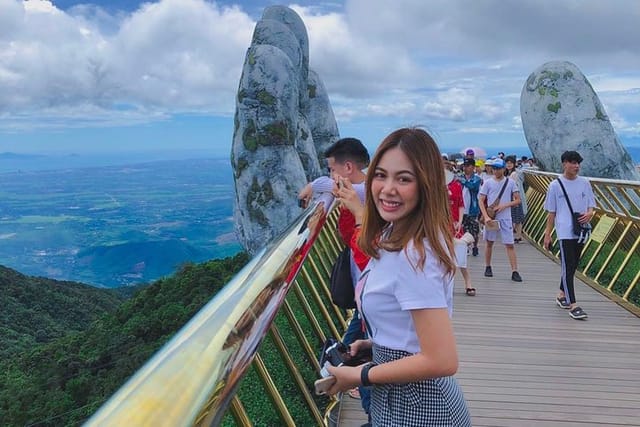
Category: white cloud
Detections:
[
  {"x1": 0, "y1": 0, "x2": 254, "y2": 129},
  {"x1": 0, "y1": 0, "x2": 639, "y2": 142}
]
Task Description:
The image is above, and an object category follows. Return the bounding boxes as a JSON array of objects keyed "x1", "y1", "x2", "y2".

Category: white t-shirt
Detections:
[
  {"x1": 359, "y1": 239, "x2": 454, "y2": 354},
  {"x1": 310, "y1": 175, "x2": 366, "y2": 202},
  {"x1": 543, "y1": 176, "x2": 596, "y2": 239},
  {"x1": 479, "y1": 177, "x2": 517, "y2": 220}
]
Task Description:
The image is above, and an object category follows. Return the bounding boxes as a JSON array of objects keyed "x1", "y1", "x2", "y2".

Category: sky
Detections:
[{"x1": 1, "y1": 0, "x2": 640, "y2": 159}]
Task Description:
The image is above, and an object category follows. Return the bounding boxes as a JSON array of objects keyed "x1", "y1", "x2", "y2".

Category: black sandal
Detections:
[{"x1": 465, "y1": 288, "x2": 476, "y2": 296}]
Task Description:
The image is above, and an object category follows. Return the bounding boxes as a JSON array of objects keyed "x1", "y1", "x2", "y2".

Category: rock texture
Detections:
[
  {"x1": 520, "y1": 61, "x2": 639, "y2": 180},
  {"x1": 231, "y1": 6, "x2": 339, "y2": 254}
]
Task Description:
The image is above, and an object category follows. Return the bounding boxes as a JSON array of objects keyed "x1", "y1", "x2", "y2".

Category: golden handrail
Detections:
[{"x1": 85, "y1": 193, "x2": 347, "y2": 426}]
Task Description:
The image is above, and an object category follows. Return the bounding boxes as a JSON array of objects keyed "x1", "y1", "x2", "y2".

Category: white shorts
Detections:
[
  {"x1": 483, "y1": 218, "x2": 514, "y2": 244},
  {"x1": 454, "y1": 241, "x2": 468, "y2": 268}
]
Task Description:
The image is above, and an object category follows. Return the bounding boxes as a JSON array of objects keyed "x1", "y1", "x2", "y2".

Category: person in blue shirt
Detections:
[{"x1": 458, "y1": 158, "x2": 482, "y2": 256}]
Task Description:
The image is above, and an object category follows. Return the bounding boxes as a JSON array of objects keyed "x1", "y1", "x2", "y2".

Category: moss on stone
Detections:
[
  {"x1": 237, "y1": 89, "x2": 246, "y2": 103},
  {"x1": 247, "y1": 51, "x2": 256, "y2": 66},
  {"x1": 234, "y1": 112, "x2": 240, "y2": 133},
  {"x1": 256, "y1": 89, "x2": 276, "y2": 106},
  {"x1": 549, "y1": 88, "x2": 558, "y2": 98},
  {"x1": 260, "y1": 181, "x2": 274, "y2": 204},
  {"x1": 263, "y1": 121, "x2": 292, "y2": 146},
  {"x1": 246, "y1": 177, "x2": 270, "y2": 226},
  {"x1": 243, "y1": 120, "x2": 258, "y2": 152},
  {"x1": 547, "y1": 102, "x2": 561, "y2": 113},
  {"x1": 526, "y1": 74, "x2": 536, "y2": 89},
  {"x1": 541, "y1": 70, "x2": 561, "y2": 80},
  {"x1": 235, "y1": 157, "x2": 249, "y2": 177},
  {"x1": 538, "y1": 87, "x2": 546, "y2": 96},
  {"x1": 595, "y1": 104, "x2": 607, "y2": 120},
  {"x1": 563, "y1": 70, "x2": 574, "y2": 79},
  {"x1": 308, "y1": 84, "x2": 317, "y2": 98}
]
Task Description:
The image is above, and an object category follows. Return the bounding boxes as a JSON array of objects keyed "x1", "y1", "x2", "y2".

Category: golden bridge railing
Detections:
[
  {"x1": 522, "y1": 170, "x2": 640, "y2": 314},
  {"x1": 86, "y1": 195, "x2": 347, "y2": 426}
]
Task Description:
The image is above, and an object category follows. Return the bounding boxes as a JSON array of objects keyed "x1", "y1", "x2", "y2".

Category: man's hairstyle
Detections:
[
  {"x1": 561, "y1": 150, "x2": 583, "y2": 163},
  {"x1": 324, "y1": 137, "x2": 370, "y2": 168},
  {"x1": 357, "y1": 127, "x2": 455, "y2": 275},
  {"x1": 463, "y1": 158, "x2": 476, "y2": 167}
]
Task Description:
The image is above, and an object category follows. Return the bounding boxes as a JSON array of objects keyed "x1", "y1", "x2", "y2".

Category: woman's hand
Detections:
[
  {"x1": 348, "y1": 338, "x2": 372, "y2": 357},
  {"x1": 325, "y1": 364, "x2": 363, "y2": 395}
]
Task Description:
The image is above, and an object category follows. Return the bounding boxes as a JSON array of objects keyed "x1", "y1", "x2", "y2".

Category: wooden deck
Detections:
[{"x1": 336, "y1": 239, "x2": 640, "y2": 426}]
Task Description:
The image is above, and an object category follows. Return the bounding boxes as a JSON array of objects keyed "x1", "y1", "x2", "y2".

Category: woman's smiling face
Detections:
[{"x1": 371, "y1": 147, "x2": 419, "y2": 223}]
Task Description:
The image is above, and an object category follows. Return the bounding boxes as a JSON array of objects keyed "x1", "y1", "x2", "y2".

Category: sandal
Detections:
[
  {"x1": 465, "y1": 288, "x2": 476, "y2": 296},
  {"x1": 348, "y1": 388, "x2": 361, "y2": 399}
]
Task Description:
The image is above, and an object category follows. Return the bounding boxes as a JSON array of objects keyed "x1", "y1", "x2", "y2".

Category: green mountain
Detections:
[
  {"x1": 0, "y1": 265, "x2": 125, "y2": 360},
  {"x1": 74, "y1": 239, "x2": 213, "y2": 286},
  {"x1": 0, "y1": 252, "x2": 249, "y2": 427}
]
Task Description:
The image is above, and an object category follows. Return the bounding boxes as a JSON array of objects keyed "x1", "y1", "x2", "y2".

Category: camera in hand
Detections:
[{"x1": 319, "y1": 338, "x2": 372, "y2": 375}]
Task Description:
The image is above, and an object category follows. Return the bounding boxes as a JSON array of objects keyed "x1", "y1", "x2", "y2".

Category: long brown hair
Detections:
[{"x1": 357, "y1": 127, "x2": 455, "y2": 274}]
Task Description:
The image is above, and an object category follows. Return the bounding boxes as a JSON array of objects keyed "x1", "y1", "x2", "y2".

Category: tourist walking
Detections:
[
  {"x1": 459, "y1": 158, "x2": 482, "y2": 256},
  {"x1": 505, "y1": 156, "x2": 527, "y2": 242},
  {"x1": 543, "y1": 151, "x2": 595, "y2": 320},
  {"x1": 446, "y1": 167, "x2": 475, "y2": 296},
  {"x1": 478, "y1": 158, "x2": 523, "y2": 282}
]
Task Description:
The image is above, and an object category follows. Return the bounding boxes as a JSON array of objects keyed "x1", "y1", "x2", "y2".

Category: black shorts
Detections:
[{"x1": 462, "y1": 214, "x2": 479, "y2": 237}]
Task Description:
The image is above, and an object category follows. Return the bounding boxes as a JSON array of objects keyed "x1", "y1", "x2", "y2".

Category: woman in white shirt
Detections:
[{"x1": 327, "y1": 128, "x2": 471, "y2": 426}]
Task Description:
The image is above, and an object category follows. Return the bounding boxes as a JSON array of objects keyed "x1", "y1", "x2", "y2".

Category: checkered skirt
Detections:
[
  {"x1": 511, "y1": 202, "x2": 525, "y2": 224},
  {"x1": 370, "y1": 344, "x2": 471, "y2": 426}
]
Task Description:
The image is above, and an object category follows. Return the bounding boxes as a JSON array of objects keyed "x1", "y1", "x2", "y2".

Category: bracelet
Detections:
[{"x1": 360, "y1": 362, "x2": 377, "y2": 387}]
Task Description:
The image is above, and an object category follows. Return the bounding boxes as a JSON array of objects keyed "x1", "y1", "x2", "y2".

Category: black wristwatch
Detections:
[{"x1": 361, "y1": 362, "x2": 377, "y2": 387}]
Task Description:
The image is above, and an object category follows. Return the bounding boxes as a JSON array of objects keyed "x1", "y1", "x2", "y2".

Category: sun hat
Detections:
[{"x1": 492, "y1": 158, "x2": 505, "y2": 168}]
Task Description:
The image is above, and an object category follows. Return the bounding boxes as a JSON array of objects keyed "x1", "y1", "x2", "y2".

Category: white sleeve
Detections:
[
  {"x1": 352, "y1": 182, "x2": 366, "y2": 203},
  {"x1": 394, "y1": 244, "x2": 448, "y2": 311},
  {"x1": 543, "y1": 182, "x2": 558, "y2": 212},
  {"x1": 310, "y1": 176, "x2": 334, "y2": 194}
]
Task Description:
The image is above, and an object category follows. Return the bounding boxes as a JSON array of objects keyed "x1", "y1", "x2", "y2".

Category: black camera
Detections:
[{"x1": 319, "y1": 338, "x2": 372, "y2": 375}]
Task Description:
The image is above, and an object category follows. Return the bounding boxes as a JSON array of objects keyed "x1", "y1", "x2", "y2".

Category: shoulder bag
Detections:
[
  {"x1": 481, "y1": 179, "x2": 509, "y2": 223},
  {"x1": 329, "y1": 246, "x2": 356, "y2": 309},
  {"x1": 556, "y1": 178, "x2": 591, "y2": 238}
]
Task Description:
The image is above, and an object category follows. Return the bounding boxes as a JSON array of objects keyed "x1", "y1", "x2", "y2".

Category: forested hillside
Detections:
[
  {"x1": 0, "y1": 252, "x2": 249, "y2": 426},
  {"x1": 0, "y1": 265, "x2": 125, "y2": 360}
]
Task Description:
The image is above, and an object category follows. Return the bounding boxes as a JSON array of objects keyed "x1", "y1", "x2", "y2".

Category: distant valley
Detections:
[{"x1": 0, "y1": 158, "x2": 241, "y2": 287}]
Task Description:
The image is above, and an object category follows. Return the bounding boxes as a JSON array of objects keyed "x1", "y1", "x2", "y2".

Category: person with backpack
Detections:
[{"x1": 298, "y1": 137, "x2": 371, "y2": 410}]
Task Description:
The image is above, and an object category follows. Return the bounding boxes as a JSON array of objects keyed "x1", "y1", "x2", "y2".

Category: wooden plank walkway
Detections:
[{"x1": 336, "y1": 239, "x2": 640, "y2": 426}]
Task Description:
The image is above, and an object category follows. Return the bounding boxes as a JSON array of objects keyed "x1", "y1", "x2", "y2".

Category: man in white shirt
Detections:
[
  {"x1": 478, "y1": 159, "x2": 523, "y2": 282},
  {"x1": 543, "y1": 151, "x2": 596, "y2": 320}
]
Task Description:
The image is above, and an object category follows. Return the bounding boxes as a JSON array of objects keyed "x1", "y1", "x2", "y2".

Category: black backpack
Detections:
[{"x1": 329, "y1": 247, "x2": 356, "y2": 309}]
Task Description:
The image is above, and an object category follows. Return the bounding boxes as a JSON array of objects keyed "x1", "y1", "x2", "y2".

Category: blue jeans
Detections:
[
  {"x1": 342, "y1": 310, "x2": 371, "y2": 414},
  {"x1": 343, "y1": 310, "x2": 364, "y2": 345}
]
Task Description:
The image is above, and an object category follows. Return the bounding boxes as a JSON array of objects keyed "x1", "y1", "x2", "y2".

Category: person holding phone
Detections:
[
  {"x1": 327, "y1": 127, "x2": 471, "y2": 426},
  {"x1": 298, "y1": 137, "x2": 372, "y2": 409}
]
